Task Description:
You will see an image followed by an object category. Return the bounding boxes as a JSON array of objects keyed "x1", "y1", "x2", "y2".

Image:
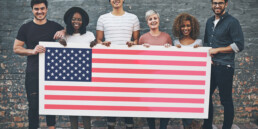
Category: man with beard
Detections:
[
  {"x1": 13, "y1": 0, "x2": 63, "y2": 128},
  {"x1": 202, "y1": 0, "x2": 244, "y2": 129},
  {"x1": 96, "y1": 0, "x2": 140, "y2": 129}
]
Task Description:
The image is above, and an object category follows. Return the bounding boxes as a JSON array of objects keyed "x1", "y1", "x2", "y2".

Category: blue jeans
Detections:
[
  {"x1": 25, "y1": 73, "x2": 56, "y2": 129},
  {"x1": 147, "y1": 118, "x2": 169, "y2": 129},
  {"x1": 203, "y1": 65, "x2": 234, "y2": 129}
]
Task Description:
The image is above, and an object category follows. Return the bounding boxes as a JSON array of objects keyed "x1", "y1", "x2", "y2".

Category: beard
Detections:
[
  {"x1": 213, "y1": 8, "x2": 225, "y2": 16},
  {"x1": 34, "y1": 13, "x2": 47, "y2": 21}
]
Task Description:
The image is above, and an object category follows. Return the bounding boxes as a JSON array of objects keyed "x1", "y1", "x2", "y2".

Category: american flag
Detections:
[{"x1": 39, "y1": 42, "x2": 211, "y2": 118}]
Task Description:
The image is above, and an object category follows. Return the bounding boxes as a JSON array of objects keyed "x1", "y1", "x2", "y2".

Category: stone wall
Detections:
[{"x1": 0, "y1": 0, "x2": 257, "y2": 128}]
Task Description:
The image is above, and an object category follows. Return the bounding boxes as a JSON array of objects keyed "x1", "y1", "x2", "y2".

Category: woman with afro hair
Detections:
[
  {"x1": 172, "y1": 13, "x2": 202, "y2": 129},
  {"x1": 172, "y1": 13, "x2": 202, "y2": 48},
  {"x1": 59, "y1": 7, "x2": 95, "y2": 47},
  {"x1": 62, "y1": 7, "x2": 95, "y2": 129}
]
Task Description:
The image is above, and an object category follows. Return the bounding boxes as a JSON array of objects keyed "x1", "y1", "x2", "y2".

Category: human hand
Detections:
[
  {"x1": 53, "y1": 30, "x2": 65, "y2": 40},
  {"x1": 58, "y1": 37, "x2": 67, "y2": 46},
  {"x1": 126, "y1": 41, "x2": 136, "y2": 47},
  {"x1": 101, "y1": 41, "x2": 111, "y2": 47},
  {"x1": 194, "y1": 44, "x2": 200, "y2": 48},
  {"x1": 90, "y1": 40, "x2": 97, "y2": 48},
  {"x1": 142, "y1": 43, "x2": 150, "y2": 48},
  {"x1": 164, "y1": 43, "x2": 171, "y2": 48},
  {"x1": 209, "y1": 48, "x2": 220, "y2": 57},
  {"x1": 175, "y1": 44, "x2": 181, "y2": 48},
  {"x1": 32, "y1": 45, "x2": 45, "y2": 55}
]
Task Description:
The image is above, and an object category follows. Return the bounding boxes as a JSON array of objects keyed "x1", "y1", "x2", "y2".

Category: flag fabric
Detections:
[{"x1": 39, "y1": 42, "x2": 211, "y2": 118}]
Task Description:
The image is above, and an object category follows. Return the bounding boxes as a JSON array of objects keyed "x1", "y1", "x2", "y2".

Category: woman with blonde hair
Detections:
[{"x1": 139, "y1": 10, "x2": 172, "y2": 129}]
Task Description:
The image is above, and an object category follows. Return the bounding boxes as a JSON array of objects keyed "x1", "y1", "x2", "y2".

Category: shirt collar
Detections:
[{"x1": 212, "y1": 12, "x2": 229, "y2": 21}]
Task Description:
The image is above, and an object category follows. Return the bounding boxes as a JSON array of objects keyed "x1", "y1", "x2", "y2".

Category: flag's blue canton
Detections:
[{"x1": 45, "y1": 47, "x2": 92, "y2": 82}]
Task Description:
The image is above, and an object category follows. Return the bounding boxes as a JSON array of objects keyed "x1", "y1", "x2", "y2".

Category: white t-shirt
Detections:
[
  {"x1": 65, "y1": 31, "x2": 95, "y2": 45},
  {"x1": 174, "y1": 39, "x2": 203, "y2": 47},
  {"x1": 214, "y1": 19, "x2": 220, "y2": 28},
  {"x1": 96, "y1": 12, "x2": 140, "y2": 45}
]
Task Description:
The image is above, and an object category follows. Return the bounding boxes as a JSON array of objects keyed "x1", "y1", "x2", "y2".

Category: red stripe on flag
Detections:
[
  {"x1": 45, "y1": 86, "x2": 205, "y2": 94},
  {"x1": 92, "y1": 58, "x2": 206, "y2": 66},
  {"x1": 45, "y1": 104, "x2": 204, "y2": 113},
  {"x1": 92, "y1": 49, "x2": 207, "y2": 57},
  {"x1": 92, "y1": 68, "x2": 206, "y2": 76},
  {"x1": 92, "y1": 77, "x2": 205, "y2": 85},
  {"x1": 45, "y1": 95, "x2": 205, "y2": 104}
]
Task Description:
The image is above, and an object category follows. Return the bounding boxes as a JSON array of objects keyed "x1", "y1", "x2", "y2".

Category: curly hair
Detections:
[
  {"x1": 172, "y1": 13, "x2": 200, "y2": 40},
  {"x1": 64, "y1": 7, "x2": 89, "y2": 35}
]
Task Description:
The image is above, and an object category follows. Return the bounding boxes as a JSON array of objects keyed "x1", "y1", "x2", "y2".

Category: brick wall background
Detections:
[{"x1": 0, "y1": 0, "x2": 257, "y2": 128}]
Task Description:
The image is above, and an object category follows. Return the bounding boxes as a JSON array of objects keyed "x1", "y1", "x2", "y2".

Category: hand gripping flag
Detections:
[{"x1": 39, "y1": 42, "x2": 211, "y2": 118}]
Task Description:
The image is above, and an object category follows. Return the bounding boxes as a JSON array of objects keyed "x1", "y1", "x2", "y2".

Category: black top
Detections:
[
  {"x1": 16, "y1": 20, "x2": 63, "y2": 73},
  {"x1": 204, "y1": 12, "x2": 244, "y2": 68}
]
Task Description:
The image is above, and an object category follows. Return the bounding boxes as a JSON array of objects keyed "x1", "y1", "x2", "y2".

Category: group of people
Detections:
[{"x1": 13, "y1": 0, "x2": 244, "y2": 129}]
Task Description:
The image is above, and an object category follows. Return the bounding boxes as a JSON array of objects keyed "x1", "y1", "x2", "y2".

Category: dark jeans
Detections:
[
  {"x1": 107, "y1": 117, "x2": 133, "y2": 127},
  {"x1": 25, "y1": 73, "x2": 56, "y2": 129},
  {"x1": 203, "y1": 65, "x2": 234, "y2": 129},
  {"x1": 147, "y1": 118, "x2": 169, "y2": 129},
  {"x1": 182, "y1": 119, "x2": 193, "y2": 127}
]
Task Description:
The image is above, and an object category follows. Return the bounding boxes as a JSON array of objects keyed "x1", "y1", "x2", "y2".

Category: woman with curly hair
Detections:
[
  {"x1": 172, "y1": 13, "x2": 202, "y2": 48},
  {"x1": 172, "y1": 13, "x2": 202, "y2": 129},
  {"x1": 62, "y1": 7, "x2": 95, "y2": 129}
]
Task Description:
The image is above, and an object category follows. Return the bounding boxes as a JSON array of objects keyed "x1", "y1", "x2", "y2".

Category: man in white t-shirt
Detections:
[
  {"x1": 96, "y1": 0, "x2": 140, "y2": 47},
  {"x1": 96, "y1": 1, "x2": 140, "y2": 129}
]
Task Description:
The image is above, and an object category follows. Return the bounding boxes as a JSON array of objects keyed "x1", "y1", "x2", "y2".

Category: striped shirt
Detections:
[{"x1": 97, "y1": 12, "x2": 140, "y2": 45}]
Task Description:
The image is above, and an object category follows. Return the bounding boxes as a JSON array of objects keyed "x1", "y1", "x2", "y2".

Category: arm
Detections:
[
  {"x1": 96, "y1": 30, "x2": 104, "y2": 43},
  {"x1": 210, "y1": 20, "x2": 244, "y2": 56},
  {"x1": 209, "y1": 45, "x2": 233, "y2": 57},
  {"x1": 96, "y1": 30, "x2": 111, "y2": 46},
  {"x1": 13, "y1": 39, "x2": 45, "y2": 56},
  {"x1": 194, "y1": 39, "x2": 203, "y2": 48},
  {"x1": 132, "y1": 30, "x2": 140, "y2": 45},
  {"x1": 127, "y1": 30, "x2": 139, "y2": 47},
  {"x1": 53, "y1": 29, "x2": 66, "y2": 40},
  {"x1": 164, "y1": 35, "x2": 172, "y2": 48},
  {"x1": 127, "y1": 16, "x2": 140, "y2": 47},
  {"x1": 229, "y1": 19, "x2": 244, "y2": 53}
]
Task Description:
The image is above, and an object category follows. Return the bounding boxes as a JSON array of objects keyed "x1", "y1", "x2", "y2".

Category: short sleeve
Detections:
[
  {"x1": 96, "y1": 16, "x2": 104, "y2": 31},
  {"x1": 56, "y1": 23, "x2": 64, "y2": 31},
  {"x1": 196, "y1": 39, "x2": 203, "y2": 46},
  {"x1": 166, "y1": 33, "x2": 172, "y2": 45},
  {"x1": 173, "y1": 40, "x2": 180, "y2": 46},
  {"x1": 16, "y1": 24, "x2": 27, "y2": 42},
  {"x1": 89, "y1": 32, "x2": 96, "y2": 41},
  {"x1": 139, "y1": 35, "x2": 145, "y2": 45},
  {"x1": 133, "y1": 16, "x2": 140, "y2": 31}
]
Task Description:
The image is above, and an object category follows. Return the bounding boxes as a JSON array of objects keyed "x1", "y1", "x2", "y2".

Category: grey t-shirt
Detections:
[{"x1": 173, "y1": 39, "x2": 202, "y2": 47}]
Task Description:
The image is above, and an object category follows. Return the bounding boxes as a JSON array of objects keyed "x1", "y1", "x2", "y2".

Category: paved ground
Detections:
[{"x1": 48, "y1": 123, "x2": 258, "y2": 129}]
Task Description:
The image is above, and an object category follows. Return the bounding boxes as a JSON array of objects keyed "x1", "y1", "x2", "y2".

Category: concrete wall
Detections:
[{"x1": 0, "y1": 0, "x2": 257, "y2": 128}]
